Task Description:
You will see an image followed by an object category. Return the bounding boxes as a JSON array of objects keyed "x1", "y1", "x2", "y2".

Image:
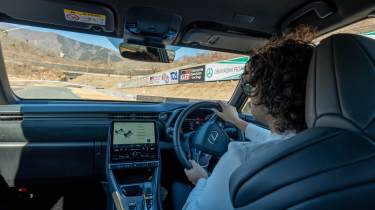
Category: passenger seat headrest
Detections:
[{"x1": 305, "y1": 34, "x2": 375, "y2": 139}]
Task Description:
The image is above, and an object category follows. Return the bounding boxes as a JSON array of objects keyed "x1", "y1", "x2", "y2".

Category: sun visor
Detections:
[
  {"x1": 280, "y1": 1, "x2": 335, "y2": 34},
  {"x1": 0, "y1": 0, "x2": 115, "y2": 33},
  {"x1": 181, "y1": 28, "x2": 267, "y2": 53}
]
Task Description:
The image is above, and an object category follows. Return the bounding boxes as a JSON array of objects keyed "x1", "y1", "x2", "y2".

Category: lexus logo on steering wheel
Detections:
[{"x1": 208, "y1": 130, "x2": 219, "y2": 144}]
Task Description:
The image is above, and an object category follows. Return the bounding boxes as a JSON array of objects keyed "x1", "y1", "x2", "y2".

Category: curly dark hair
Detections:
[{"x1": 245, "y1": 36, "x2": 314, "y2": 132}]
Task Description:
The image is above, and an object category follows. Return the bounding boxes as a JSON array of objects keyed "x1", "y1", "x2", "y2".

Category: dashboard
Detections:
[
  {"x1": 0, "y1": 102, "x2": 228, "y2": 186},
  {"x1": 109, "y1": 109, "x2": 214, "y2": 166},
  {"x1": 0, "y1": 101, "x2": 253, "y2": 210}
]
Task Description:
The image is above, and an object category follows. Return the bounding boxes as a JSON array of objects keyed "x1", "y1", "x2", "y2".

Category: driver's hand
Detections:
[
  {"x1": 214, "y1": 101, "x2": 241, "y2": 125},
  {"x1": 214, "y1": 101, "x2": 248, "y2": 132},
  {"x1": 184, "y1": 160, "x2": 208, "y2": 185}
]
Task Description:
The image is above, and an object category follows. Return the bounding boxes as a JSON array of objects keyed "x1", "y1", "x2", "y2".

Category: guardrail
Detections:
[{"x1": 135, "y1": 95, "x2": 205, "y2": 102}]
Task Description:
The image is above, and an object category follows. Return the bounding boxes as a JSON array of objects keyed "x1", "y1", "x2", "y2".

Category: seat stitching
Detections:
[
  {"x1": 350, "y1": 37, "x2": 375, "y2": 129},
  {"x1": 351, "y1": 36, "x2": 375, "y2": 71},
  {"x1": 315, "y1": 113, "x2": 375, "y2": 142},
  {"x1": 332, "y1": 37, "x2": 343, "y2": 114},
  {"x1": 285, "y1": 180, "x2": 375, "y2": 210},
  {"x1": 233, "y1": 130, "x2": 342, "y2": 204},
  {"x1": 313, "y1": 49, "x2": 318, "y2": 128},
  {"x1": 241, "y1": 153, "x2": 375, "y2": 208}
]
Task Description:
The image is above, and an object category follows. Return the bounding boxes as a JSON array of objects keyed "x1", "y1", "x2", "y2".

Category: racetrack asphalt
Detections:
[{"x1": 15, "y1": 86, "x2": 81, "y2": 99}]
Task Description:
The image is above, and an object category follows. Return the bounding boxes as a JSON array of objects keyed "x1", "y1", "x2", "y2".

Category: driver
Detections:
[{"x1": 172, "y1": 26, "x2": 315, "y2": 210}]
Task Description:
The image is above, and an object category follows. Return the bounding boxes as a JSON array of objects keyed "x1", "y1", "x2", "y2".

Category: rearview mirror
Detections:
[{"x1": 119, "y1": 43, "x2": 175, "y2": 63}]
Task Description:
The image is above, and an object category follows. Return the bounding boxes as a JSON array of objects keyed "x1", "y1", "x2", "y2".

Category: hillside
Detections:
[
  {"x1": 6, "y1": 28, "x2": 122, "y2": 63},
  {"x1": 0, "y1": 30, "x2": 244, "y2": 84},
  {"x1": 0, "y1": 23, "x2": 244, "y2": 101}
]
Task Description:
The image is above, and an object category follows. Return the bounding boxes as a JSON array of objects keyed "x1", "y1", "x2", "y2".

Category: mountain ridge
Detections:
[{"x1": 5, "y1": 28, "x2": 122, "y2": 63}]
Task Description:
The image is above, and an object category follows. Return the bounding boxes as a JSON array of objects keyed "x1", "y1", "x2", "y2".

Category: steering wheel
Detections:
[{"x1": 173, "y1": 101, "x2": 243, "y2": 169}]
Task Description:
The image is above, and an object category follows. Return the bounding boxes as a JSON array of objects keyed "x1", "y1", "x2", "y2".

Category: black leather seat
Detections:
[{"x1": 229, "y1": 34, "x2": 375, "y2": 210}]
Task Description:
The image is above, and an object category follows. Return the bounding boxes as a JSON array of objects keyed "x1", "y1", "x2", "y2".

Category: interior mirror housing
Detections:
[
  {"x1": 119, "y1": 43, "x2": 175, "y2": 63},
  {"x1": 123, "y1": 7, "x2": 182, "y2": 46},
  {"x1": 119, "y1": 7, "x2": 181, "y2": 63}
]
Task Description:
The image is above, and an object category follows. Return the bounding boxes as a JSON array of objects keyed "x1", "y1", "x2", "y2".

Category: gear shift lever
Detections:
[{"x1": 143, "y1": 182, "x2": 153, "y2": 209}]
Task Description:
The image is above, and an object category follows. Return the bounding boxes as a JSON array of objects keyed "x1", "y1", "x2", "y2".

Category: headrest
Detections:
[{"x1": 305, "y1": 34, "x2": 375, "y2": 139}]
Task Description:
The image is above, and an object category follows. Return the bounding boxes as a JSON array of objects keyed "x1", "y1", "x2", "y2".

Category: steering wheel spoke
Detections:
[
  {"x1": 173, "y1": 101, "x2": 231, "y2": 169},
  {"x1": 191, "y1": 147, "x2": 212, "y2": 168},
  {"x1": 181, "y1": 131, "x2": 195, "y2": 160}
]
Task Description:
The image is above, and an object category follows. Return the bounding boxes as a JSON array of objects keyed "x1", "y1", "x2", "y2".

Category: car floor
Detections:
[{"x1": 0, "y1": 180, "x2": 107, "y2": 210}]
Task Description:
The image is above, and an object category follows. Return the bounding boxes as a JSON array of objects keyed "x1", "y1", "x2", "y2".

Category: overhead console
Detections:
[
  {"x1": 123, "y1": 7, "x2": 182, "y2": 48},
  {"x1": 119, "y1": 7, "x2": 182, "y2": 63},
  {"x1": 107, "y1": 121, "x2": 160, "y2": 210}
]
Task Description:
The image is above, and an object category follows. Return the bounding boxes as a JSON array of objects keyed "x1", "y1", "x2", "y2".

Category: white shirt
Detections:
[{"x1": 183, "y1": 123, "x2": 296, "y2": 210}]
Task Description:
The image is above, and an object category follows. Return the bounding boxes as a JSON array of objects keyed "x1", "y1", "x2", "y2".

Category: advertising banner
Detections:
[
  {"x1": 178, "y1": 65, "x2": 205, "y2": 83},
  {"x1": 149, "y1": 70, "x2": 179, "y2": 86},
  {"x1": 204, "y1": 63, "x2": 245, "y2": 81}
]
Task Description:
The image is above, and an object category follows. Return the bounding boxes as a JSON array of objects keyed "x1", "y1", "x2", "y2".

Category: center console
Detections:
[{"x1": 107, "y1": 121, "x2": 160, "y2": 210}]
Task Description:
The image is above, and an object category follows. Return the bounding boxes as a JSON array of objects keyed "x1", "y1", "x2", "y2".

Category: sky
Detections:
[{"x1": 3, "y1": 23, "x2": 210, "y2": 60}]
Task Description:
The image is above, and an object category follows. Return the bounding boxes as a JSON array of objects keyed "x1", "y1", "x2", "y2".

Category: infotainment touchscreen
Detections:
[{"x1": 113, "y1": 122, "x2": 155, "y2": 145}]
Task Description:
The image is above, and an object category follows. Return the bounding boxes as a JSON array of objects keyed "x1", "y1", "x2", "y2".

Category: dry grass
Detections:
[
  {"x1": 69, "y1": 74, "x2": 240, "y2": 101},
  {"x1": 120, "y1": 80, "x2": 239, "y2": 101},
  {"x1": 5, "y1": 64, "x2": 67, "y2": 81},
  {"x1": 314, "y1": 18, "x2": 375, "y2": 43},
  {"x1": 69, "y1": 87, "x2": 124, "y2": 101},
  {"x1": 70, "y1": 74, "x2": 129, "y2": 89},
  {"x1": 165, "y1": 52, "x2": 244, "y2": 70}
]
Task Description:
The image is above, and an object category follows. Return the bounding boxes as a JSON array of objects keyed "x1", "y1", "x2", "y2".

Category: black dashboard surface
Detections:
[
  {"x1": 0, "y1": 101, "x2": 199, "y2": 186},
  {"x1": 0, "y1": 101, "x2": 249, "y2": 187}
]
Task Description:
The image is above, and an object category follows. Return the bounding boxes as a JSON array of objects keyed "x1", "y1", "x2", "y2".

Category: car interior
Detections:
[{"x1": 0, "y1": 0, "x2": 374, "y2": 210}]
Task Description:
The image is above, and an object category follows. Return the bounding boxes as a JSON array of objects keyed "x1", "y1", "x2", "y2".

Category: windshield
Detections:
[{"x1": 0, "y1": 22, "x2": 247, "y2": 102}]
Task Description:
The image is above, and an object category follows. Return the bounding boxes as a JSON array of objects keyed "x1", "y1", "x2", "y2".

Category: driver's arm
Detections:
[
  {"x1": 183, "y1": 142, "x2": 246, "y2": 210},
  {"x1": 182, "y1": 121, "x2": 275, "y2": 209},
  {"x1": 215, "y1": 101, "x2": 272, "y2": 142},
  {"x1": 214, "y1": 101, "x2": 249, "y2": 132}
]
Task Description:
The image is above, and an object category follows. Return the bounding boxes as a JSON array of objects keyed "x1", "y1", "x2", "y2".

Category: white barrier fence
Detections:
[{"x1": 118, "y1": 56, "x2": 250, "y2": 88}]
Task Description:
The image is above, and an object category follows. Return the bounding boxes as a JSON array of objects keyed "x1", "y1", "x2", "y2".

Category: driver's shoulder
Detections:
[
  {"x1": 227, "y1": 140, "x2": 275, "y2": 161},
  {"x1": 228, "y1": 141, "x2": 249, "y2": 151},
  {"x1": 225, "y1": 141, "x2": 249, "y2": 161}
]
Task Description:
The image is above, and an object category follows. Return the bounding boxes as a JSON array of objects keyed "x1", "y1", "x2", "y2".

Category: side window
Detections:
[
  {"x1": 241, "y1": 98, "x2": 252, "y2": 115},
  {"x1": 240, "y1": 98, "x2": 269, "y2": 130}
]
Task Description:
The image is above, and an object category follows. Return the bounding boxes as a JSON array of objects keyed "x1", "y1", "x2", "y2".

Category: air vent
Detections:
[
  {"x1": 109, "y1": 112, "x2": 160, "y2": 120},
  {"x1": 159, "y1": 111, "x2": 177, "y2": 123},
  {"x1": 181, "y1": 119, "x2": 195, "y2": 131},
  {"x1": 160, "y1": 109, "x2": 184, "y2": 127},
  {"x1": 0, "y1": 113, "x2": 23, "y2": 121}
]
